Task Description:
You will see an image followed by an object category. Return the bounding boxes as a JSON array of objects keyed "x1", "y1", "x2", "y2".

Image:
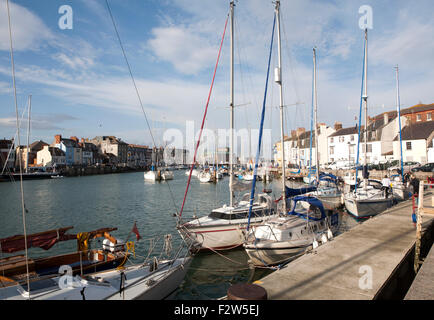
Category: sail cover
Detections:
[
  {"x1": 285, "y1": 186, "x2": 317, "y2": 198},
  {"x1": 0, "y1": 227, "x2": 76, "y2": 253},
  {"x1": 287, "y1": 196, "x2": 326, "y2": 220}
]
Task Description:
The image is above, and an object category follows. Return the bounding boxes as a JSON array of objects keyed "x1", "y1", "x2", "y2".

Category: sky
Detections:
[{"x1": 0, "y1": 0, "x2": 433, "y2": 149}]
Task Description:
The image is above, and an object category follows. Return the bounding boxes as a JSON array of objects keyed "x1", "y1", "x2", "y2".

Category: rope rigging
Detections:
[
  {"x1": 104, "y1": 0, "x2": 179, "y2": 214},
  {"x1": 178, "y1": 12, "x2": 230, "y2": 219},
  {"x1": 5, "y1": 0, "x2": 31, "y2": 298}
]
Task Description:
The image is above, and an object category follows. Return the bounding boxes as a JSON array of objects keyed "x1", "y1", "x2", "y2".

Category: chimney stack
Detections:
[
  {"x1": 296, "y1": 127, "x2": 305, "y2": 137},
  {"x1": 54, "y1": 134, "x2": 62, "y2": 144},
  {"x1": 384, "y1": 113, "x2": 389, "y2": 125},
  {"x1": 334, "y1": 122, "x2": 342, "y2": 131}
]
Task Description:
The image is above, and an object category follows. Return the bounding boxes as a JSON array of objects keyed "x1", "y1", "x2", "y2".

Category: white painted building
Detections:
[
  {"x1": 392, "y1": 121, "x2": 434, "y2": 164},
  {"x1": 327, "y1": 126, "x2": 359, "y2": 165},
  {"x1": 37, "y1": 146, "x2": 66, "y2": 167},
  {"x1": 428, "y1": 138, "x2": 434, "y2": 163}
]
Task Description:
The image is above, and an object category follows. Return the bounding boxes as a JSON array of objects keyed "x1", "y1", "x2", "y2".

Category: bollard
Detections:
[{"x1": 227, "y1": 283, "x2": 267, "y2": 300}]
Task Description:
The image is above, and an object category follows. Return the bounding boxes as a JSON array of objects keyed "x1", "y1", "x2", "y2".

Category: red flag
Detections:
[{"x1": 131, "y1": 222, "x2": 142, "y2": 241}]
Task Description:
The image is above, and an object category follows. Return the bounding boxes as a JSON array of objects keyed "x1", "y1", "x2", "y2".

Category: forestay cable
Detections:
[
  {"x1": 246, "y1": 14, "x2": 276, "y2": 231},
  {"x1": 178, "y1": 13, "x2": 230, "y2": 219}
]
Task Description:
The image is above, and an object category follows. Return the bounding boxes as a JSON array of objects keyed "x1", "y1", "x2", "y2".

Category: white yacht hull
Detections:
[
  {"x1": 144, "y1": 171, "x2": 158, "y2": 181},
  {"x1": 0, "y1": 257, "x2": 191, "y2": 300},
  {"x1": 144, "y1": 171, "x2": 173, "y2": 181},
  {"x1": 344, "y1": 196, "x2": 393, "y2": 218},
  {"x1": 244, "y1": 240, "x2": 309, "y2": 266},
  {"x1": 178, "y1": 219, "x2": 269, "y2": 251}
]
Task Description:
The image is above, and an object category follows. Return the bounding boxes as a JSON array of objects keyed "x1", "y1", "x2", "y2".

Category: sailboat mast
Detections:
[
  {"x1": 362, "y1": 29, "x2": 368, "y2": 189},
  {"x1": 313, "y1": 48, "x2": 320, "y2": 183},
  {"x1": 395, "y1": 65, "x2": 404, "y2": 182},
  {"x1": 25, "y1": 95, "x2": 32, "y2": 173},
  {"x1": 229, "y1": 1, "x2": 235, "y2": 207},
  {"x1": 275, "y1": 1, "x2": 286, "y2": 212}
]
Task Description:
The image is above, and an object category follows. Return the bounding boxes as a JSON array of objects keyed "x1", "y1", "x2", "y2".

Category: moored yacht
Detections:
[
  {"x1": 177, "y1": 193, "x2": 276, "y2": 251},
  {"x1": 344, "y1": 179, "x2": 393, "y2": 217},
  {"x1": 243, "y1": 196, "x2": 339, "y2": 267}
]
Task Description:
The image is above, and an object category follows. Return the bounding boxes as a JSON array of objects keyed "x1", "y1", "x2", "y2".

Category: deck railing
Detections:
[{"x1": 414, "y1": 181, "x2": 434, "y2": 272}]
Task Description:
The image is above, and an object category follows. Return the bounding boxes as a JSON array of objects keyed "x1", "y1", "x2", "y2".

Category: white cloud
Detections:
[
  {"x1": 0, "y1": 1, "x2": 54, "y2": 51},
  {"x1": 53, "y1": 53, "x2": 95, "y2": 70},
  {"x1": 147, "y1": 26, "x2": 219, "y2": 75},
  {"x1": 0, "y1": 81, "x2": 11, "y2": 94}
]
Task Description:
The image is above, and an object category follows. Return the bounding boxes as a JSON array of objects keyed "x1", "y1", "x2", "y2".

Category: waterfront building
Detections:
[
  {"x1": 401, "y1": 103, "x2": 434, "y2": 124},
  {"x1": 127, "y1": 144, "x2": 151, "y2": 168},
  {"x1": 428, "y1": 138, "x2": 434, "y2": 163},
  {"x1": 0, "y1": 138, "x2": 15, "y2": 171},
  {"x1": 273, "y1": 135, "x2": 291, "y2": 168},
  {"x1": 327, "y1": 123, "x2": 359, "y2": 165},
  {"x1": 91, "y1": 136, "x2": 128, "y2": 166},
  {"x1": 392, "y1": 120, "x2": 434, "y2": 164},
  {"x1": 162, "y1": 147, "x2": 189, "y2": 166},
  {"x1": 359, "y1": 111, "x2": 399, "y2": 164},
  {"x1": 16, "y1": 140, "x2": 49, "y2": 169},
  {"x1": 52, "y1": 135, "x2": 82, "y2": 166},
  {"x1": 36, "y1": 146, "x2": 66, "y2": 167},
  {"x1": 296, "y1": 123, "x2": 336, "y2": 167},
  {"x1": 79, "y1": 138, "x2": 98, "y2": 166}
]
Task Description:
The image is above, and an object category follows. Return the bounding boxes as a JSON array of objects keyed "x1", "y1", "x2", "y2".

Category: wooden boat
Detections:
[{"x1": 0, "y1": 227, "x2": 130, "y2": 287}]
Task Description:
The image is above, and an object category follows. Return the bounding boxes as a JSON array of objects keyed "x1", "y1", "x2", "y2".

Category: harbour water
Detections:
[{"x1": 0, "y1": 170, "x2": 360, "y2": 299}]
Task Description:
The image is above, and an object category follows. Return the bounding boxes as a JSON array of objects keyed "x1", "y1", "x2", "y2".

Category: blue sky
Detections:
[{"x1": 0, "y1": 0, "x2": 433, "y2": 147}]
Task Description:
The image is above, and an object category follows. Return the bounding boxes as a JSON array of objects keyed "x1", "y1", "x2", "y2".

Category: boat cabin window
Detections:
[{"x1": 208, "y1": 208, "x2": 271, "y2": 220}]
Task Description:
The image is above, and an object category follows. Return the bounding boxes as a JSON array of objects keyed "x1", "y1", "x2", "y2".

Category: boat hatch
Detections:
[
  {"x1": 82, "y1": 276, "x2": 111, "y2": 287},
  {"x1": 16, "y1": 278, "x2": 58, "y2": 297}
]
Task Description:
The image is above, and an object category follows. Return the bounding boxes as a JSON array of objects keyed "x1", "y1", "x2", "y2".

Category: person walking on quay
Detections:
[
  {"x1": 410, "y1": 174, "x2": 420, "y2": 196},
  {"x1": 381, "y1": 174, "x2": 391, "y2": 198}
]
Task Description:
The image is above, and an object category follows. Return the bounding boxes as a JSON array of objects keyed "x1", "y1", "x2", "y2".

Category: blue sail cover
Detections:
[
  {"x1": 287, "y1": 196, "x2": 326, "y2": 221},
  {"x1": 307, "y1": 173, "x2": 339, "y2": 186},
  {"x1": 319, "y1": 173, "x2": 338, "y2": 184},
  {"x1": 285, "y1": 185, "x2": 317, "y2": 198}
]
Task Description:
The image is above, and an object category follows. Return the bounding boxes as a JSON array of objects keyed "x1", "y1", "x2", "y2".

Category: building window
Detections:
[
  {"x1": 416, "y1": 114, "x2": 422, "y2": 122},
  {"x1": 428, "y1": 113, "x2": 432, "y2": 121},
  {"x1": 339, "y1": 136, "x2": 344, "y2": 142},
  {"x1": 329, "y1": 146, "x2": 334, "y2": 155},
  {"x1": 330, "y1": 137, "x2": 334, "y2": 143},
  {"x1": 406, "y1": 142, "x2": 412, "y2": 150},
  {"x1": 351, "y1": 135, "x2": 354, "y2": 141}
]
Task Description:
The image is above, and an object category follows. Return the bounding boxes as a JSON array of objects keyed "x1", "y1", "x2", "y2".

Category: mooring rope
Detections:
[{"x1": 6, "y1": 0, "x2": 31, "y2": 298}]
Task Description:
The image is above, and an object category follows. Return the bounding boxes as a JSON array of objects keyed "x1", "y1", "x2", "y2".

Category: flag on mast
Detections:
[{"x1": 131, "y1": 221, "x2": 142, "y2": 241}]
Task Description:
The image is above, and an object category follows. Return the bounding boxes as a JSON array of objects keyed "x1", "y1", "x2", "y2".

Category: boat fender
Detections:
[
  {"x1": 321, "y1": 233, "x2": 328, "y2": 243},
  {"x1": 149, "y1": 257, "x2": 158, "y2": 272},
  {"x1": 327, "y1": 229, "x2": 333, "y2": 240},
  {"x1": 312, "y1": 239, "x2": 319, "y2": 249}
]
